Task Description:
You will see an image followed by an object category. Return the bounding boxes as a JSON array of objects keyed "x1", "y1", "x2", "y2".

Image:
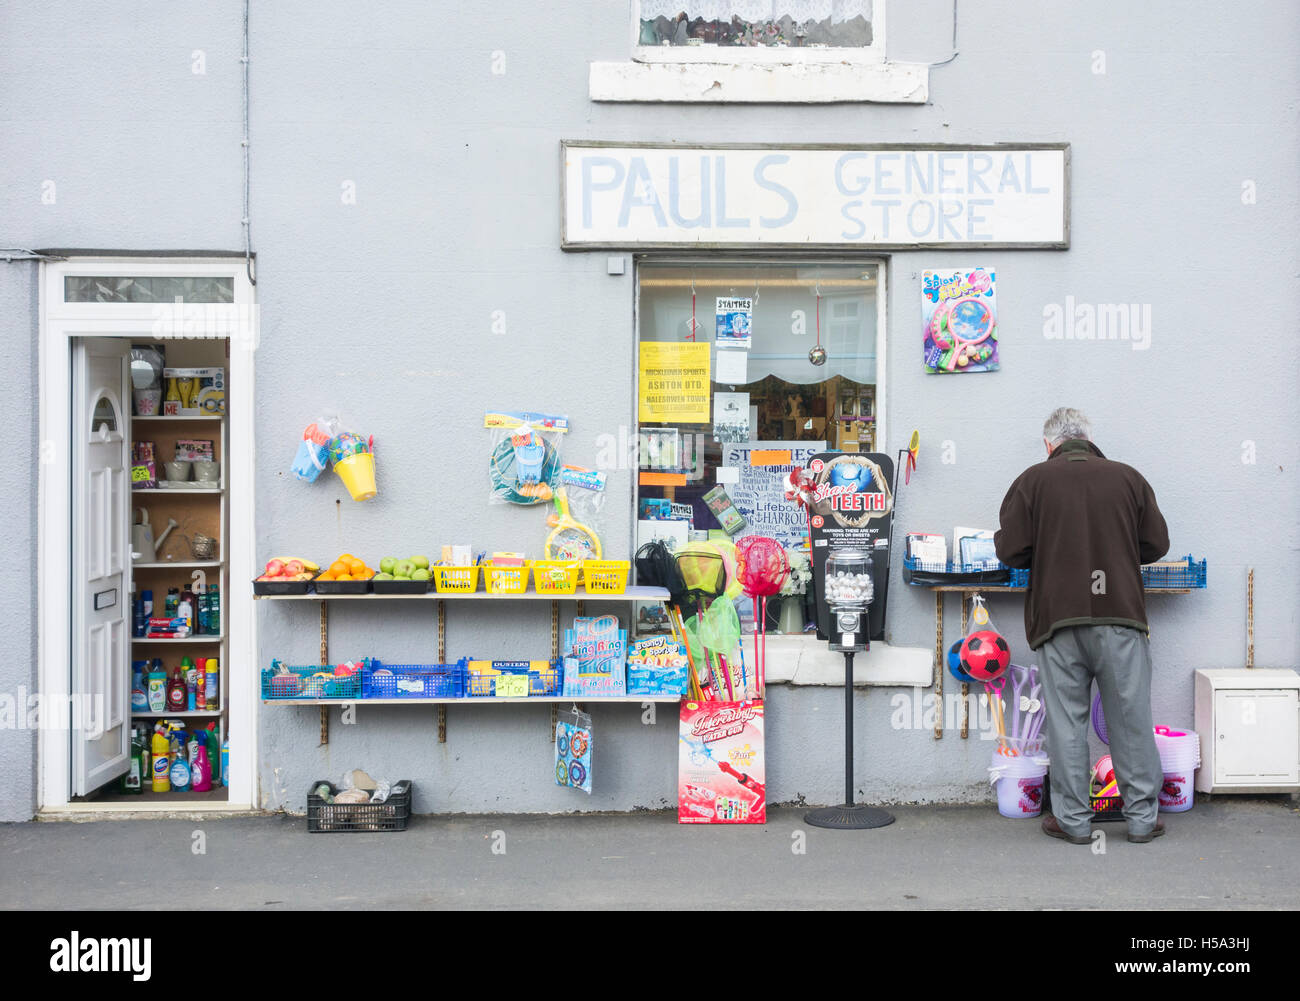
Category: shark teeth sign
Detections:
[{"x1": 562, "y1": 143, "x2": 1069, "y2": 249}]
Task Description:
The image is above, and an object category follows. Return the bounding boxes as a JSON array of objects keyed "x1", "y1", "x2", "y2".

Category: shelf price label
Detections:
[{"x1": 494, "y1": 675, "x2": 529, "y2": 698}]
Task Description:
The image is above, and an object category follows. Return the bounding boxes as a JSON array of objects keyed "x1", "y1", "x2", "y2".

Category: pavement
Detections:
[{"x1": 3, "y1": 798, "x2": 1297, "y2": 909}]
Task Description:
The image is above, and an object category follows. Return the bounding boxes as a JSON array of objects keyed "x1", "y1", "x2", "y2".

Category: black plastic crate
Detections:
[
  {"x1": 313, "y1": 575, "x2": 375, "y2": 595},
  {"x1": 902, "y1": 555, "x2": 1012, "y2": 587},
  {"x1": 307, "y1": 779, "x2": 412, "y2": 832},
  {"x1": 371, "y1": 576, "x2": 431, "y2": 595}
]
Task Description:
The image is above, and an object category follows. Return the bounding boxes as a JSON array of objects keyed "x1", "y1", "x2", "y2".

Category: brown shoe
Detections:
[
  {"x1": 1128, "y1": 820, "x2": 1166, "y2": 844},
  {"x1": 1041, "y1": 815, "x2": 1091, "y2": 844}
]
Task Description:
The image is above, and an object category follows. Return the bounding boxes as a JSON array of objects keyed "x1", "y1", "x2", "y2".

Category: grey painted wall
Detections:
[{"x1": 2, "y1": 1, "x2": 1297, "y2": 820}]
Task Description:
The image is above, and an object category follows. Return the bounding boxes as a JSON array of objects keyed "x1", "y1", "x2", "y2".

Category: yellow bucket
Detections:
[{"x1": 335, "y1": 452, "x2": 377, "y2": 502}]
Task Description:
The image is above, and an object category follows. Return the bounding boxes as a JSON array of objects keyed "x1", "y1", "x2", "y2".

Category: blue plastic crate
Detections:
[
  {"x1": 902, "y1": 555, "x2": 1014, "y2": 587},
  {"x1": 467, "y1": 660, "x2": 563, "y2": 697},
  {"x1": 362, "y1": 659, "x2": 467, "y2": 699},
  {"x1": 262, "y1": 659, "x2": 366, "y2": 700},
  {"x1": 1008, "y1": 568, "x2": 1031, "y2": 588},
  {"x1": 1141, "y1": 554, "x2": 1207, "y2": 589}
]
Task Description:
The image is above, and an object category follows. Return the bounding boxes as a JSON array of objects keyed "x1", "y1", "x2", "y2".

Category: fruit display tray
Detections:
[
  {"x1": 371, "y1": 577, "x2": 431, "y2": 595},
  {"x1": 252, "y1": 573, "x2": 321, "y2": 596}
]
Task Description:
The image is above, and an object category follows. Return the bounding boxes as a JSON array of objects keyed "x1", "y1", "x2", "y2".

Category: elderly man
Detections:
[{"x1": 994, "y1": 408, "x2": 1170, "y2": 844}]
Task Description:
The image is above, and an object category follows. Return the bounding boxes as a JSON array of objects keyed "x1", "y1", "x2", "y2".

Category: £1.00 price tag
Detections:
[{"x1": 494, "y1": 675, "x2": 529, "y2": 698}]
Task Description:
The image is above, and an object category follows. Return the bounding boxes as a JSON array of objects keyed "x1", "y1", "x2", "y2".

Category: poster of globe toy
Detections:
[{"x1": 922, "y1": 268, "x2": 999, "y2": 374}]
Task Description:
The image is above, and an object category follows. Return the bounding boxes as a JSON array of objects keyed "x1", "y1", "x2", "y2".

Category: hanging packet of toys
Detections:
[
  {"x1": 484, "y1": 410, "x2": 568, "y2": 505},
  {"x1": 543, "y1": 464, "x2": 607, "y2": 561},
  {"x1": 554, "y1": 708, "x2": 593, "y2": 795},
  {"x1": 561, "y1": 615, "x2": 627, "y2": 698}
]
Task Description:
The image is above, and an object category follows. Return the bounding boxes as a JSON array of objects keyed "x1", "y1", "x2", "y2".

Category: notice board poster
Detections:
[
  {"x1": 720, "y1": 441, "x2": 825, "y2": 548},
  {"x1": 805, "y1": 451, "x2": 895, "y2": 642},
  {"x1": 638, "y1": 342, "x2": 711, "y2": 423},
  {"x1": 679, "y1": 700, "x2": 766, "y2": 824}
]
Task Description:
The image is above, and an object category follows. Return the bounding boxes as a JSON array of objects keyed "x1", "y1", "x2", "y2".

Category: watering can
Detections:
[{"x1": 132, "y1": 508, "x2": 177, "y2": 563}]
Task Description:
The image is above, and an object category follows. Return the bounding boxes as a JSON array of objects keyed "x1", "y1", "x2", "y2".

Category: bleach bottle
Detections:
[{"x1": 151, "y1": 725, "x2": 171, "y2": 792}]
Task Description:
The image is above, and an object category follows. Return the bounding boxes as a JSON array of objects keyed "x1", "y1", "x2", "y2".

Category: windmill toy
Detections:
[{"x1": 735, "y1": 535, "x2": 789, "y2": 698}]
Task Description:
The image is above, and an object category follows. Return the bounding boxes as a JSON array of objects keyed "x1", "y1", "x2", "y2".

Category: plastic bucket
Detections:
[
  {"x1": 1154, "y1": 727, "x2": 1199, "y2": 813},
  {"x1": 334, "y1": 452, "x2": 377, "y2": 501},
  {"x1": 990, "y1": 750, "x2": 1049, "y2": 819},
  {"x1": 292, "y1": 438, "x2": 329, "y2": 483}
]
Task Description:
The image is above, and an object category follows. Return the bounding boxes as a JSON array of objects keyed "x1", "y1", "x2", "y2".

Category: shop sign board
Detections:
[{"x1": 563, "y1": 142, "x2": 1069, "y2": 249}]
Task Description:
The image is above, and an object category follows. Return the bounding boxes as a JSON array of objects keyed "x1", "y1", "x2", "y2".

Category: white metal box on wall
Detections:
[{"x1": 1193, "y1": 670, "x2": 1300, "y2": 794}]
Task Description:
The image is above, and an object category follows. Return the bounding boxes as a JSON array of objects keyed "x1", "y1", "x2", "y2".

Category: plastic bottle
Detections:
[
  {"x1": 179, "y1": 588, "x2": 196, "y2": 633},
  {"x1": 203, "y1": 723, "x2": 221, "y2": 786},
  {"x1": 165, "y1": 587, "x2": 180, "y2": 618},
  {"x1": 197, "y1": 589, "x2": 209, "y2": 635},
  {"x1": 204, "y1": 659, "x2": 219, "y2": 711},
  {"x1": 186, "y1": 658, "x2": 199, "y2": 711},
  {"x1": 169, "y1": 726, "x2": 191, "y2": 791},
  {"x1": 132, "y1": 594, "x2": 146, "y2": 637},
  {"x1": 151, "y1": 725, "x2": 171, "y2": 792},
  {"x1": 148, "y1": 668, "x2": 168, "y2": 712},
  {"x1": 131, "y1": 662, "x2": 149, "y2": 713},
  {"x1": 207, "y1": 584, "x2": 221, "y2": 636},
  {"x1": 221, "y1": 736, "x2": 229, "y2": 787},
  {"x1": 166, "y1": 667, "x2": 187, "y2": 712},
  {"x1": 191, "y1": 739, "x2": 212, "y2": 791},
  {"x1": 142, "y1": 589, "x2": 153, "y2": 618}
]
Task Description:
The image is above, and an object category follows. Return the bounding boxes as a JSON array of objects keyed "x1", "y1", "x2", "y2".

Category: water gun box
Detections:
[
  {"x1": 678, "y1": 699, "x2": 765, "y2": 824},
  {"x1": 163, "y1": 367, "x2": 225, "y2": 416}
]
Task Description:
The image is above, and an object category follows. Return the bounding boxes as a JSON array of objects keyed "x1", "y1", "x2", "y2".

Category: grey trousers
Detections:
[{"x1": 1038, "y1": 624, "x2": 1163, "y2": 838}]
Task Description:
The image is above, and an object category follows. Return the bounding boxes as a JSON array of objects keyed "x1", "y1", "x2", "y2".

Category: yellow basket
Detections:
[
  {"x1": 582, "y1": 560, "x2": 630, "y2": 595},
  {"x1": 432, "y1": 565, "x2": 479, "y2": 594},
  {"x1": 532, "y1": 560, "x2": 581, "y2": 595},
  {"x1": 483, "y1": 561, "x2": 531, "y2": 595}
]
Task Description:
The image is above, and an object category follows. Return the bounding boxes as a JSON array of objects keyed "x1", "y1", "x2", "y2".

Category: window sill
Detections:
[
  {"x1": 589, "y1": 59, "x2": 928, "y2": 104},
  {"x1": 756, "y1": 634, "x2": 932, "y2": 687}
]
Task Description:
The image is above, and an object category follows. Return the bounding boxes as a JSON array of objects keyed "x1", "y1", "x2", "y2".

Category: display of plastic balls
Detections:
[
  {"x1": 959, "y1": 629, "x2": 1011, "y2": 682},
  {"x1": 947, "y1": 639, "x2": 975, "y2": 682}
]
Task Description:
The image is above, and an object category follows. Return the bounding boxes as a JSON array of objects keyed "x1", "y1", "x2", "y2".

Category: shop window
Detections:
[
  {"x1": 64, "y1": 275, "x2": 234, "y2": 304},
  {"x1": 636, "y1": 1, "x2": 881, "y2": 61},
  {"x1": 635, "y1": 260, "x2": 882, "y2": 635}
]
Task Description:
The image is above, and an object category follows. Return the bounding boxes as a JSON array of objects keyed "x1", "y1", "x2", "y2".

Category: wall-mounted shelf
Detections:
[
  {"x1": 133, "y1": 709, "x2": 222, "y2": 718},
  {"x1": 262, "y1": 588, "x2": 673, "y2": 745},
  {"x1": 132, "y1": 414, "x2": 224, "y2": 422},
  {"x1": 133, "y1": 635, "x2": 223, "y2": 644},
  {"x1": 132, "y1": 560, "x2": 222, "y2": 570}
]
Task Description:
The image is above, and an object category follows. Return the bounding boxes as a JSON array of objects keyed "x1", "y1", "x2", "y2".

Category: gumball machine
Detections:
[{"x1": 824, "y1": 546, "x2": 873, "y2": 652}]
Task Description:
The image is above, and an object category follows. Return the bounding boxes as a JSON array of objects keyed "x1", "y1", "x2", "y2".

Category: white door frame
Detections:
[{"x1": 38, "y1": 257, "x2": 258, "y2": 812}]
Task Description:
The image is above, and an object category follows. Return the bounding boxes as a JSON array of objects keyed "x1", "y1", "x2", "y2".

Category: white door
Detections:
[{"x1": 71, "y1": 339, "x2": 131, "y2": 795}]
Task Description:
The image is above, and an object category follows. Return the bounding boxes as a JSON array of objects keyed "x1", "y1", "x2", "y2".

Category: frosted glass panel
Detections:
[{"x1": 65, "y1": 276, "x2": 234, "y2": 303}]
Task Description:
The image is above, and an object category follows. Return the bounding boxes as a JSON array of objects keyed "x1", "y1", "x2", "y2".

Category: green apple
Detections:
[
  {"x1": 394, "y1": 559, "x2": 415, "y2": 578},
  {"x1": 379, "y1": 556, "x2": 397, "y2": 575},
  {"x1": 410, "y1": 555, "x2": 430, "y2": 570},
  {"x1": 375, "y1": 572, "x2": 394, "y2": 580},
  {"x1": 411, "y1": 567, "x2": 431, "y2": 581}
]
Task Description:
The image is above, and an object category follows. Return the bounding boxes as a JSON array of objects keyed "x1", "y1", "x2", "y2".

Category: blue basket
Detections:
[
  {"x1": 1141, "y1": 554, "x2": 1207, "y2": 589},
  {"x1": 262, "y1": 659, "x2": 366, "y2": 700},
  {"x1": 902, "y1": 555, "x2": 1014, "y2": 587},
  {"x1": 1008, "y1": 568, "x2": 1030, "y2": 588},
  {"x1": 362, "y1": 659, "x2": 468, "y2": 699}
]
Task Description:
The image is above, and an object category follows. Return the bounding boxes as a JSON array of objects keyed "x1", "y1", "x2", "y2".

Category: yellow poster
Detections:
[{"x1": 638, "y1": 342, "x2": 712, "y2": 423}]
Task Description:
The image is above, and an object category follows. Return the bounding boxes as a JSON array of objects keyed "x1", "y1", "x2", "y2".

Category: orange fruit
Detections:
[
  {"x1": 336, "y1": 572, "x2": 353, "y2": 581},
  {"x1": 338, "y1": 553, "x2": 355, "y2": 562},
  {"x1": 345, "y1": 557, "x2": 365, "y2": 576},
  {"x1": 318, "y1": 572, "x2": 335, "y2": 581},
  {"x1": 329, "y1": 561, "x2": 347, "y2": 576}
]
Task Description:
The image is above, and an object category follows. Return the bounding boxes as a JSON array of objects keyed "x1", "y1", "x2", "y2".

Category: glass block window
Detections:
[{"x1": 64, "y1": 276, "x2": 235, "y2": 304}]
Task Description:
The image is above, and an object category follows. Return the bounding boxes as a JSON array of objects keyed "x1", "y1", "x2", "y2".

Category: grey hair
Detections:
[{"x1": 1043, "y1": 407, "x2": 1092, "y2": 446}]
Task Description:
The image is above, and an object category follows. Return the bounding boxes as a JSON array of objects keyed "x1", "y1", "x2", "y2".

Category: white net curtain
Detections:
[{"x1": 639, "y1": 1, "x2": 873, "y2": 46}]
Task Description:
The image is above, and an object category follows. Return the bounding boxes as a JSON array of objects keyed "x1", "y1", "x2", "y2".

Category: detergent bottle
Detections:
[
  {"x1": 191, "y1": 738, "x2": 212, "y2": 792},
  {"x1": 204, "y1": 723, "x2": 221, "y2": 785},
  {"x1": 169, "y1": 727, "x2": 191, "y2": 792},
  {"x1": 221, "y1": 735, "x2": 229, "y2": 786},
  {"x1": 151, "y1": 724, "x2": 171, "y2": 792},
  {"x1": 166, "y1": 666, "x2": 187, "y2": 712}
]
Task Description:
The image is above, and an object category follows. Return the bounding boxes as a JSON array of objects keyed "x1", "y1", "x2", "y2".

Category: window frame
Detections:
[
  {"x1": 630, "y1": 253, "x2": 889, "y2": 558},
  {"x1": 629, "y1": 1, "x2": 887, "y2": 66}
]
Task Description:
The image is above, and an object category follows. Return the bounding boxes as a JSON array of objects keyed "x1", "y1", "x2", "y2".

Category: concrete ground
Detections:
[{"x1": 3, "y1": 798, "x2": 1297, "y2": 909}]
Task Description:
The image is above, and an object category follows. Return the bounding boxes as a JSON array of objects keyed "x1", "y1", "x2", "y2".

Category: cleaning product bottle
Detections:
[
  {"x1": 185, "y1": 657, "x2": 198, "y2": 711},
  {"x1": 151, "y1": 724, "x2": 171, "y2": 792},
  {"x1": 148, "y1": 665, "x2": 168, "y2": 712},
  {"x1": 203, "y1": 722, "x2": 221, "y2": 786},
  {"x1": 166, "y1": 666, "x2": 187, "y2": 712},
  {"x1": 169, "y1": 726, "x2": 191, "y2": 791},
  {"x1": 191, "y1": 736, "x2": 212, "y2": 792},
  {"x1": 221, "y1": 735, "x2": 229, "y2": 787},
  {"x1": 204, "y1": 659, "x2": 219, "y2": 711},
  {"x1": 165, "y1": 587, "x2": 180, "y2": 618},
  {"x1": 131, "y1": 662, "x2": 149, "y2": 713}
]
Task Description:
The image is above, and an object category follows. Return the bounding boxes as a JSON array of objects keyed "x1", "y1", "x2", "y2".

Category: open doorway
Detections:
[{"x1": 39, "y1": 258, "x2": 257, "y2": 813}]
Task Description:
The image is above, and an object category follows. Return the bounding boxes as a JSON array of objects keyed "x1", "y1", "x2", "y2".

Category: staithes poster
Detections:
[{"x1": 720, "y1": 441, "x2": 825, "y2": 548}]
